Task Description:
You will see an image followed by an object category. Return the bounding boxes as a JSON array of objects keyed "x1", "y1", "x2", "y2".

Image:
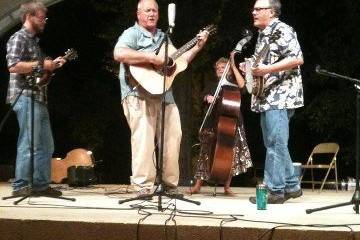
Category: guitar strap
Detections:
[{"x1": 154, "y1": 33, "x2": 166, "y2": 55}]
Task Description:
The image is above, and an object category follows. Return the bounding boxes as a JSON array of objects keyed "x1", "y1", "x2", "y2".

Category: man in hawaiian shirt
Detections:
[{"x1": 247, "y1": 0, "x2": 304, "y2": 204}]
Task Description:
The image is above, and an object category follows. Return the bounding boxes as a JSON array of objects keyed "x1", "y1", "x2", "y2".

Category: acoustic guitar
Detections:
[
  {"x1": 129, "y1": 25, "x2": 216, "y2": 95},
  {"x1": 51, "y1": 148, "x2": 93, "y2": 183},
  {"x1": 36, "y1": 48, "x2": 78, "y2": 87},
  {"x1": 245, "y1": 30, "x2": 281, "y2": 97}
]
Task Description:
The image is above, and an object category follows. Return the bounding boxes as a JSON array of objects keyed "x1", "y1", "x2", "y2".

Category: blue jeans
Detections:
[
  {"x1": 260, "y1": 109, "x2": 300, "y2": 196},
  {"x1": 12, "y1": 95, "x2": 54, "y2": 191}
]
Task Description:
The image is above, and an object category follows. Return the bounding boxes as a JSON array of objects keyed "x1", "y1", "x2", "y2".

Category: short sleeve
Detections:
[
  {"x1": 6, "y1": 34, "x2": 25, "y2": 68},
  {"x1": 115, "y1": 28, "x2": 138, "y2": 50},
  {"x1": 277, "y1": 26, "x2": 303, "y2": 59}
]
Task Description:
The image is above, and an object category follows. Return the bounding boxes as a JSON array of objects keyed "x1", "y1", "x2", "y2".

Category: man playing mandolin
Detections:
[
  {"x1": 113, "y1": 0, "x2": 209, "y2": 198},
  {"x1": 6, "y1": 1, "x2": 67, "y2": 197},
  {"x1": 245, "y1": 0, "x2": 304, "y2": 204}
]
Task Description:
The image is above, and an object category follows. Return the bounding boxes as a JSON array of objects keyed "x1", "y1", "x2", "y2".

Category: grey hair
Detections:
[
  {"x1": 268, "y1": 0, "x2": 281, "y2": 17},
  {"x1": 20, "y1": 1, "x2": 47, "y2": 23}
]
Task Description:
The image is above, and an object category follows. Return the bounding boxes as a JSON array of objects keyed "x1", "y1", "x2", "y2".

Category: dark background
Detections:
[{"x1": 0, "y1": 0, "x2": 359, "y2": 186}]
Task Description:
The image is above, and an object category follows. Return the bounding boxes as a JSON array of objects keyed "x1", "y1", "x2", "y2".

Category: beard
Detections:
[{"x1": 33, "y1": 24, "x2": 45, "y2": 34}]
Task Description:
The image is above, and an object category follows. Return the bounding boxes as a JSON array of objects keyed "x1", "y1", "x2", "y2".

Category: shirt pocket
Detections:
[{"x1": 137, "y1": 35, "x2": 157, "y2": 52}]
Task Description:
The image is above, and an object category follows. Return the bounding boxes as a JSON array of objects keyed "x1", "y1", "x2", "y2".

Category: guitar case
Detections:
[{"x1": 67, "y1": 165, "x2": 96, "y2": 187}]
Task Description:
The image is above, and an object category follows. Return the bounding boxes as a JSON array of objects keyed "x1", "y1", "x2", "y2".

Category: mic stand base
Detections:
[
  {"x1": 306, "y1": 189, "x2": 360, "y2": 214},
  {"x1": 119, "y1": 183, "x2": 201, "y2": 210},
  {"x1": 2, "y1": 192, "x2": 76, "y2": 205}
]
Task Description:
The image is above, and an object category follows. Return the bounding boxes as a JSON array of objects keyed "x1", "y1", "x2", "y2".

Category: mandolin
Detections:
[
  {"x1": 36, "y1": 48, "x2": 78, "y2": 87},
  {"x1": 129, "y1": 25, "x2": 216, "y2": 95}
]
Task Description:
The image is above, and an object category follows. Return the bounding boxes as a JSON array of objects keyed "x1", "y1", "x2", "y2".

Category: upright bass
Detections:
[{"x1": 197, "y1": 32, "x2": 252, "y2": 184}]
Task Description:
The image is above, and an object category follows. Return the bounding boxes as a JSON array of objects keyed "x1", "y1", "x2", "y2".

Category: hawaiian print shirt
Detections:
[{"x1": 251, "y1": 18, "x2": 304, "y2": 112}]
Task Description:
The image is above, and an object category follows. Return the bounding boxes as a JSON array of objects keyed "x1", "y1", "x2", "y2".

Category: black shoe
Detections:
[
  {"x1": 284, "y1": 189, "x2": 303, "y2": 201},
  {"x1": 249, "y1": 192, "x2": 285, "y2": 204},
  {"x1": 34, "y1": 187, "x2": 62, "y2": 197},
  {"x1": 12, "y1": 186, "x2": 32, "y2": 197}
]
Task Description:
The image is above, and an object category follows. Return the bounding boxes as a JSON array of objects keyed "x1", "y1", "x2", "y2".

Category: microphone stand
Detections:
[
  {"x1": 2, "y1": 69, "x2": 75, "y2": 204},
  {"x1": 119, "y1": 27, "x2": 200, "y2": 210},
  {"x1": 306, "y1": 66, "x2": 360, "y2": 214}
]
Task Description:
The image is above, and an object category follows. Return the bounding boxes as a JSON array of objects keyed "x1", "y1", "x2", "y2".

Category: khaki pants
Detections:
[{"x1": 122, "y1": 96, "x2": 182, "y2": 190}]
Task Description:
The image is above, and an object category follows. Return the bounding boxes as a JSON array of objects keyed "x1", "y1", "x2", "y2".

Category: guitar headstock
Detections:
[
  {"x1": 234, "y1": 29, "x2": 253, "y2": 52},
  {"x1": 64, "y1": 48, "x2": 78, "y2": 61},
  {"x1": 202, "y1": 24, "x2": 217, "y2": 36},
  {"x1": 269, "y1": 29, "x2": 281, "y2": 43}
]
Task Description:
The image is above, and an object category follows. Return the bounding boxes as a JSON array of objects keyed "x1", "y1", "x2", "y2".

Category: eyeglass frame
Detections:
[
  {"x1": 31, "y1": 13, "x2": 48, "y2": 23},
  {"x1": 252, "y1": 7, "x2": 272, "y2": 12}
]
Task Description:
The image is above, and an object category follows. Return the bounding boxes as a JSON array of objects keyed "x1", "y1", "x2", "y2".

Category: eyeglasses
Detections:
[
  {"x1": 32, "y1": 14, "x2": 48, "y2": 23},
  {"x1": 252, "y1": 7, "x2": 271, "y2": 12}
]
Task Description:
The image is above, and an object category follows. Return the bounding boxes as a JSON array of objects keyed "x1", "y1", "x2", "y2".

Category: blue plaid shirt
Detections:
[
  {"x1": 251, "y1": 19, "x2": 304, "y2": 112},
  {"x1": 6, "y1": 26, "x2": 47, "y2": 104}
]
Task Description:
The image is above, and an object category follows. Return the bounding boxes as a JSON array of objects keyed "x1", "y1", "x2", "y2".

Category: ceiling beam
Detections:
[{"x1": 0, "y1": 0, "x2": 64, "y2": 37}]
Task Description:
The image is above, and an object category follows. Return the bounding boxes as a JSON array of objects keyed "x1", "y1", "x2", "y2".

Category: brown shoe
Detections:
[{"x1": 34, "y1": 187, "x2": 62, "y2": 197}]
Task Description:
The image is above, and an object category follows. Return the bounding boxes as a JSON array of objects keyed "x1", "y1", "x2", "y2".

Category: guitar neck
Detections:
[
  {"x1": 170, "y1": 36, "x2": 199, "y2": 60},
  {"x1": 253, "y1": 44, "x2": 270, "y2": 67}
]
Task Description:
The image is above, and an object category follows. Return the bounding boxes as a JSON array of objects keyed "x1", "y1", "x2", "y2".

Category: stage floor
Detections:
[{"x1": 0, "y1": 182, "x2": 359, "y2": 240}]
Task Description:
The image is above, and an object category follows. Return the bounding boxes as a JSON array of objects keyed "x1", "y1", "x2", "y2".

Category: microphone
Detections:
[{"x1": 168, "y1": 3, "x2": 176, "y2": 33}]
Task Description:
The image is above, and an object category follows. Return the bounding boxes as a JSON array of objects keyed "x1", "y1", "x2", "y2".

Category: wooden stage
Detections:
[{"x1": 0, "y1": 182, "x2": 359, "y2": 240}]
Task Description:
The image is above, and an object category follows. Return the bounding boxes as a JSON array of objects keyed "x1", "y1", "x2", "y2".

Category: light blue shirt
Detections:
[{"x1": 115, "y1": 22, "x2": 175, "y2": 103}]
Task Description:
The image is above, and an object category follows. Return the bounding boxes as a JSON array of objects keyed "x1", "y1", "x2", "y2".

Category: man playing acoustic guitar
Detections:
[{"x1": 113, "y1": 0, "x2": 209, "y2": 198}]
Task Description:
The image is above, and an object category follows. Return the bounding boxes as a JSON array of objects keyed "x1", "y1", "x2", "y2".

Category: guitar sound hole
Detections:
[{"x1": 167, "y1": 58, "x2": 174, "y2": 67}]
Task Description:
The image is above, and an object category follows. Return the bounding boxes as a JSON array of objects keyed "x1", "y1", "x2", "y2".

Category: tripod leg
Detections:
[
  {"x1": 306, "y1": 201, "x2": 353, "y2": 214},
  {"x1": 353, "y1": 189, "x2": 360, "y2": 214},
  {"x1": 119, "y1": 194, "x2": 153, "y2": 204},
  {"x1": 162, "y1": 192, "x2": 201, "y2": 205},
  {"x1": 41, "y1": 195, "x2": 76, "y2": 202}
]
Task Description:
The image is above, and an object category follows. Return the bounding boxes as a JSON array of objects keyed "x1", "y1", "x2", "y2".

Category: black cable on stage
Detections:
[
  {"x1": 136, "y1": 204, "x2": 153, "y2": 240},
  {"x1": 164, "y1": 206, "x2": 177, "y2": 240},
  {"x1": 219, "y1": 215, "x2": 238, "y2": 240}
]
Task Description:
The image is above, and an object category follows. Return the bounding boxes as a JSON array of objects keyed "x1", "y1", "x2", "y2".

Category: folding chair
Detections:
[{"x1": 300, "y1": 143, "x2": 339, "y2": 192}]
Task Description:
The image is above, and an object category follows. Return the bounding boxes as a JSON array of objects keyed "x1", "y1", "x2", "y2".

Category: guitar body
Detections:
[
  {"x1": 51, "y1": 158, "x2": 69, "y2": 183},
  {"x1": 129, "y1": 44, "x2": 188, "y2": 95},
  {"x1": 128, "y1": 25, "x2": 216, "y2": 95},
  {"x1": 51, "y1": 148, "x2": 93, "y2": 183}
]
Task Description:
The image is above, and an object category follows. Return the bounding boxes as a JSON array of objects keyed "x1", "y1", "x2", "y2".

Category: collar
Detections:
[
  {"x1": 21, "y1": 26, "x2": 38, "y2": 39},
  {"x1": 134, "y1": 22, "x2": 162, "y2": 40},
  {"x1": 258, "y1": 18, "x2": 280, "y2": 36}
]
